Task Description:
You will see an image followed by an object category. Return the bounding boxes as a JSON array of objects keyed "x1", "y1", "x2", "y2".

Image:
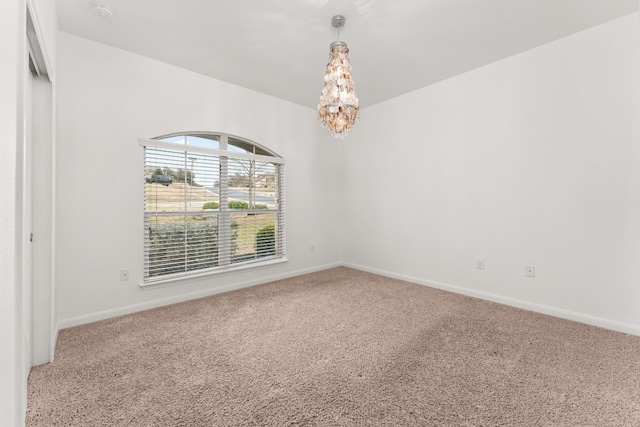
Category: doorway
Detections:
[{"x1": 25, "y1": 4, "x2": 55, "y2": 374}]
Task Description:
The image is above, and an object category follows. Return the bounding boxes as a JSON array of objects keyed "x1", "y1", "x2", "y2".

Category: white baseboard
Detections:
[
  {"x1": 342, "y1": 262, "x2": 640, "y2": 337},
  {"x1": 57, "y1": 262, "x2": 341, "y2": 331},
  {"x1": 57, "y1": 260, "x2": 640, "y2": 337}
]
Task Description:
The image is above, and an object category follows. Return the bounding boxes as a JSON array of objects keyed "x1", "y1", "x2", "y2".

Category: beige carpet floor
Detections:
[{"x1": 27, "y1": 267, "x2": 640, "y2": 426}]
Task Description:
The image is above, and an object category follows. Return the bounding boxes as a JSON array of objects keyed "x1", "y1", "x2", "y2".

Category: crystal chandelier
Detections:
[{"x1": 317, "y1": 15, "x2": 360, "y2": 139}]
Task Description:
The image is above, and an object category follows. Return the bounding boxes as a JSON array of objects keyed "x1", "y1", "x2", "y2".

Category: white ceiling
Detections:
[{"x1": 56, "y1": 0, "x2": 638, "y2": 109}]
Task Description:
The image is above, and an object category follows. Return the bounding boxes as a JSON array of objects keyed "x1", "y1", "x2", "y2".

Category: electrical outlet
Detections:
[
  {"x1": 120, "y1": 269, "x2": 129, "y2": 281},
  {"x1": 310, "y1": 244, "x2": 315, "y2": 253},
  {"x1": 526, "y1": 265, "x2": 535, "y2": 278},
  {"x1": 475, "y1": 258, "x2": 485, "y2": 270}
]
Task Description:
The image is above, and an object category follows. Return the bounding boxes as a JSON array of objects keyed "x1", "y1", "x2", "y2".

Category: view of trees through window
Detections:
[{"x1": 142, "y1": 133, "x2": 284, "y2": 282}]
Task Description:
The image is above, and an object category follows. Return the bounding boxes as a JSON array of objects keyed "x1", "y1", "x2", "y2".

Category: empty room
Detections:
[{"x1": 2, "y1": 0, "x2": 640, "y2": 426}]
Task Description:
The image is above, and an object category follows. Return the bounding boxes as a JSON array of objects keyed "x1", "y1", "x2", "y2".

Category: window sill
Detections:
[{"x1": 139, "y1": 257, "x2": 288, "y2": 290}]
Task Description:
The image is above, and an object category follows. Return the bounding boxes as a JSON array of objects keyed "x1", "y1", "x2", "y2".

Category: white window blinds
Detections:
[{"x1": 141, "y1": 135, "x2": 285, "y2": 284}]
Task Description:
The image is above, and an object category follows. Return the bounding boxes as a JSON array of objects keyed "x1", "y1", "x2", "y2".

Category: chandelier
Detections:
[{"x1": 317, "y1": 15, "x2": 360, "y2": 139}]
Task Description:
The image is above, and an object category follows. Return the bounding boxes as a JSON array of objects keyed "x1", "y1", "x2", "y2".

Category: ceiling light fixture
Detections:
[{"x1": 317, "y1": 15, "x2": 359, "y2": 139}]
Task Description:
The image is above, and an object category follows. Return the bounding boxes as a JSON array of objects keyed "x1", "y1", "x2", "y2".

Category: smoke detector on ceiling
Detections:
[{"x1": 93, "y1": 4, "x2": 114, "y2": 19}]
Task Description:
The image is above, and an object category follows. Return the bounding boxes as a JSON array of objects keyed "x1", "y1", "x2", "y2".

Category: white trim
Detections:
[
  {"x1": 342, "y1": 262, "x2": 640, "y2": 337},
  {"x1": 138, "y1": 138, "x2": 286, "y2": 165},
  {"x1": 25, "y1": 0, "x2": 58, "y2": 366},
  {"x1": 51, "y1": 325, "x2": 59, "y2": 362},
  {"x1": 140, "y1": 257, "x2": 288, "y2": 289},
  {"x1": 26, "y1": 0, "x2": 53, "y2": 81},
  {"x1": 49, "y1": 53, "x2": 58, "y2": 365},
  {"x1": 58, "y1": 262, "x2": 341, "y2": 330}
]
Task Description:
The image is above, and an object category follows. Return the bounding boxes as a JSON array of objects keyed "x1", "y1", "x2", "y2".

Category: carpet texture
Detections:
[{"x1": 27, "y1": 267, "x2": 640, "y2": 426}]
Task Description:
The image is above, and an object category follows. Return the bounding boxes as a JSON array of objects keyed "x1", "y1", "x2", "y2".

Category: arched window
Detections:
[{"x1": 140, "y1": 132, "x2": 285, "y2": 285}]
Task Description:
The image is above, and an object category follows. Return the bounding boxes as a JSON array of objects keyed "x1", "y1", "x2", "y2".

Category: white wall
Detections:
[
  {"x1": 56, "y1": 32, "x2": 343, "y2": 326},
  {"x1": 343, "y1": 14, "x2": 640, "y2": 334},
  {"x1": 56, "y1": 14, "x2": 640, "y2": 335},
  {"x1": 0, "y1": 1, "x2": 24, "y2": 424}
]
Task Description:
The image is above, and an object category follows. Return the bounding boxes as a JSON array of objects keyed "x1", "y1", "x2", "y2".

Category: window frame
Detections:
[{"x1": 139, "y1": 132, "x2": 286, "y2": 288}]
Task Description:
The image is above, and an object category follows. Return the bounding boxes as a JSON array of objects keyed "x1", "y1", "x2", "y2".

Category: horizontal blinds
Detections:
[
  {"x1": 143, "y1": 142, "x2": 285, "y2": 282},
  {"x1": 144, "y1": 214, "x2": 219, "y2": 278},
  {"x1": 145, "y1": 147, "x2": 220, "y2": 213},
  {"x1": 277, "y1": 164, "x2": 285, "y2": 256}
]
